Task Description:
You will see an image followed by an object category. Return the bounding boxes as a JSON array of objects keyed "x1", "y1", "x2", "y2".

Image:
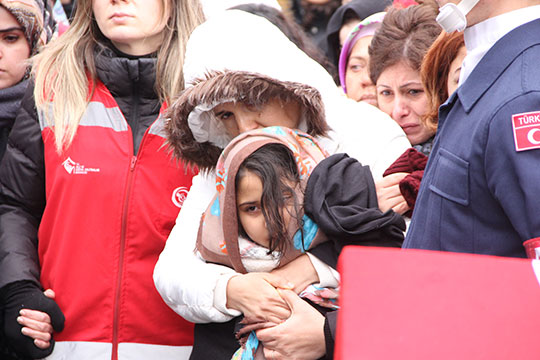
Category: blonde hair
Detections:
[{"x1": 33, "y1": 0, "x2": 204, "y2": 153}]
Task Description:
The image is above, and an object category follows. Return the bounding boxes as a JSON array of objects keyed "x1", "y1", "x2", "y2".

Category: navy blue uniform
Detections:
[{"x1": 404, "y1": 19, "x2": 540, "y2": 257}]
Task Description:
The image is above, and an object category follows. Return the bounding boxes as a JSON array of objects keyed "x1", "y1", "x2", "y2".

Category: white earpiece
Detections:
[{"x1": 436, "y1": 0, "x2": 481, "y2": 32}]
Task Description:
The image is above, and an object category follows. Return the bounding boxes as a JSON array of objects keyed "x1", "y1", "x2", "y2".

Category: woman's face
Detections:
[
  {"x1": 236, "y1": 170, "x2": 270, "y2": 248},
  {"x1": 92, "y1": 0, "x2": 168, "y2": 56},
  {"x1": 345, "y1": 35, "x2": 377, "y2": 106},
  {"x1": 0, "y1": 7, "x2": 31, "y2": 89},
  {"x1": 376, "y1": 61, "x2": 434, "y2": 145},
  {"x1": 447, "y1": 45, "x2": 467, "y2": 96},
  {"x1": 213, "y1": 99, "x2": 301, "y2": 139}
]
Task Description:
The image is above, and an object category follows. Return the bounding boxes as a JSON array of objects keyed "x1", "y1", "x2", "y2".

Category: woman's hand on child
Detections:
[
  {"x1": 375, "y1": 173, "x2": 410, "y2": 215},
  {"x1": 256, "y1": 289, "x2": 326, "y2": 360},
  {"x1": 226, "y1": 273, "x2": 292, "y2": 323},
  {"x1": 270, "y1": 254, "x2": 319, "y2": 294}
]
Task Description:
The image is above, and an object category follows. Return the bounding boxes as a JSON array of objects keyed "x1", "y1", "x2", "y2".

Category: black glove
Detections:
[{"x1": 1, "y1": 281, "x2": 65, "y2": 359}]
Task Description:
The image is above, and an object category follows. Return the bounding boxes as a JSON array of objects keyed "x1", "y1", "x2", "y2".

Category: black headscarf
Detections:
[{"x1": 324, "y1": 0, "x2": 391, "y2": 81}]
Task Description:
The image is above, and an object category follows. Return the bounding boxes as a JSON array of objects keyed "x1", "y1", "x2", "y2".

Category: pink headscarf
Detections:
[
  {"x1": 338, "y1": 11, "x2": 386, "y2": 93},
  {"x1": 196, "y1": 126, "x2": 329, "y2": 273}
]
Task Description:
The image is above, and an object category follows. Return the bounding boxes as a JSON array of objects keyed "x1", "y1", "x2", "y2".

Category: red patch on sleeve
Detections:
[{"x1": 512, "y1": 111, "x2": 540, "y2": 151}]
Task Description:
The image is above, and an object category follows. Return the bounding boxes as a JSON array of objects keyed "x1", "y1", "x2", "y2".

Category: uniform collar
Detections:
[
  {"x1": 456, "y1": 18, "x2": 540, "y2": 113},
  {"x1": 459, "y1": 6, "x2": 540, "y2": 86}
]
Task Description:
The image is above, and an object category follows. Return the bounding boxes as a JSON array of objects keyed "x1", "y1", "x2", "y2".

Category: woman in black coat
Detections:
[{"x1": 0, "y1": 0, "x2": 53, "y2": 163}]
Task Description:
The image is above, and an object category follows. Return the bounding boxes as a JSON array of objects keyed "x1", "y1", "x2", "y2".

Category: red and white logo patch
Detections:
[
  {"x1": 512, "y1": 111, "x2": 540, "y2": 152},
  {"x1": 61, "y1": 157, "x2": 100, "y2": 174},
  {"x1": 171, "y1": 186, "x2": 189, "y2": 208}
]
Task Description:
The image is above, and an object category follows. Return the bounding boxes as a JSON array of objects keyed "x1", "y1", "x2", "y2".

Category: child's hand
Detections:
[
  {"x1": 271, "y1": 254, "x2": 319, "y2": 294},
  {"x1": 226, "y1": 273, "x2": 293, "y2": 324}
]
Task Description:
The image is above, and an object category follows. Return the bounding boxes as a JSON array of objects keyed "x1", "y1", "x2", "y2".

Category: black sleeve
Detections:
[
  {"x1": 0, "y1": 82, "x2": 45, "y2": 290},
  {"x1": 305, "y1": 153, "x2": 406, "y2": 257},
  {"x1": 309, "y1": 241, "x2": 338, "y2": 269},
  {"x1": 323, "y1": 310, "x2": 337, "y2": 360}
]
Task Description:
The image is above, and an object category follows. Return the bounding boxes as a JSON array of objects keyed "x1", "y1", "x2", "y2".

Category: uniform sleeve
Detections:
[
  {"x1": 484, "y1": 91, "x2": 540, "y2": 242},
  {"x1": 0, "y1": 83, "x2": 45, "y2": 290}
]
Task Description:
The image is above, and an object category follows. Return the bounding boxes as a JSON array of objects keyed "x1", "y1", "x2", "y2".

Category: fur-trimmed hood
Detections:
[{"x1": 165, "y1": 70, "x2": 329, "y2": 172}]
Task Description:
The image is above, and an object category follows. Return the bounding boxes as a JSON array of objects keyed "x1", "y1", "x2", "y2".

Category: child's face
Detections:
[
  {"x1": 213, "y1": 99, "x2": 300, "y2": 139},
  {"x1": 236, "y1": 170, "x2": 295, "y2": 248},
  {"x1": 236, "y1": 170, "x2": 271, "y2": 248}
]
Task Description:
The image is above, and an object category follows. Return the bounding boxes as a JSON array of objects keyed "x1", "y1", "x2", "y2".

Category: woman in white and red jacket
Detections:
[{"x1": 0, "y1": 1, "x2": 204, "y2": 359}]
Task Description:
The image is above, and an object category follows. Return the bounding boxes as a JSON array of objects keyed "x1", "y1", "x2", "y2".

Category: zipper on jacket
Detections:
[
  {"x1": 130, "y1": 81, "x2": 141, "y2": 155},
  {"x1": 112, "y1": 155, "x2": 137, "y2": 360}
]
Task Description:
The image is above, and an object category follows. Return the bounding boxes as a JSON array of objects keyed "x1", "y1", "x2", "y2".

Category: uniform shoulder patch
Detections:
[{"x1": 511, "y1": 111, "x2": 540, "y2": 151}]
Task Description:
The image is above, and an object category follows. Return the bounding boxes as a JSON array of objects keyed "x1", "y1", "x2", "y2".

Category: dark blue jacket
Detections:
[{"x1": 404, "y1": 19, "x2": 540, "y2": 257}]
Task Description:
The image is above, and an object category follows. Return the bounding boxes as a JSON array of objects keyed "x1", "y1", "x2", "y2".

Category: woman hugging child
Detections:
[
  {"x1": 196, "y1": 126, "x2": 405, "y2": 359},
  {"x1": 161, "y1": 70, "x2": 406, "y2": 359}
]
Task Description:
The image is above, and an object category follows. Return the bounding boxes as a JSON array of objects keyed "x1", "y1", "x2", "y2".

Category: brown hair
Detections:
[
  {"x1": 420, "y1": 31, "x2": 465, "y2": 132},
  {"x1": 295, "y1": 0, "x2": 342, "y2": 32},
  {"x1": 368, "y1": 1, "x2": 440, "y2": 84}
]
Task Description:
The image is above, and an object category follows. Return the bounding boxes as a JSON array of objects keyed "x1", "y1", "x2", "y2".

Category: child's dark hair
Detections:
[{"x1": 236, "y1": 143, "x2": 303, "y2": 255}]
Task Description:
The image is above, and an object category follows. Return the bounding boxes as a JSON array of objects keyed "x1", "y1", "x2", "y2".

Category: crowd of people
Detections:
[{"x1": 1, "y1": 0, "x2": 539, "y2": 359}]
